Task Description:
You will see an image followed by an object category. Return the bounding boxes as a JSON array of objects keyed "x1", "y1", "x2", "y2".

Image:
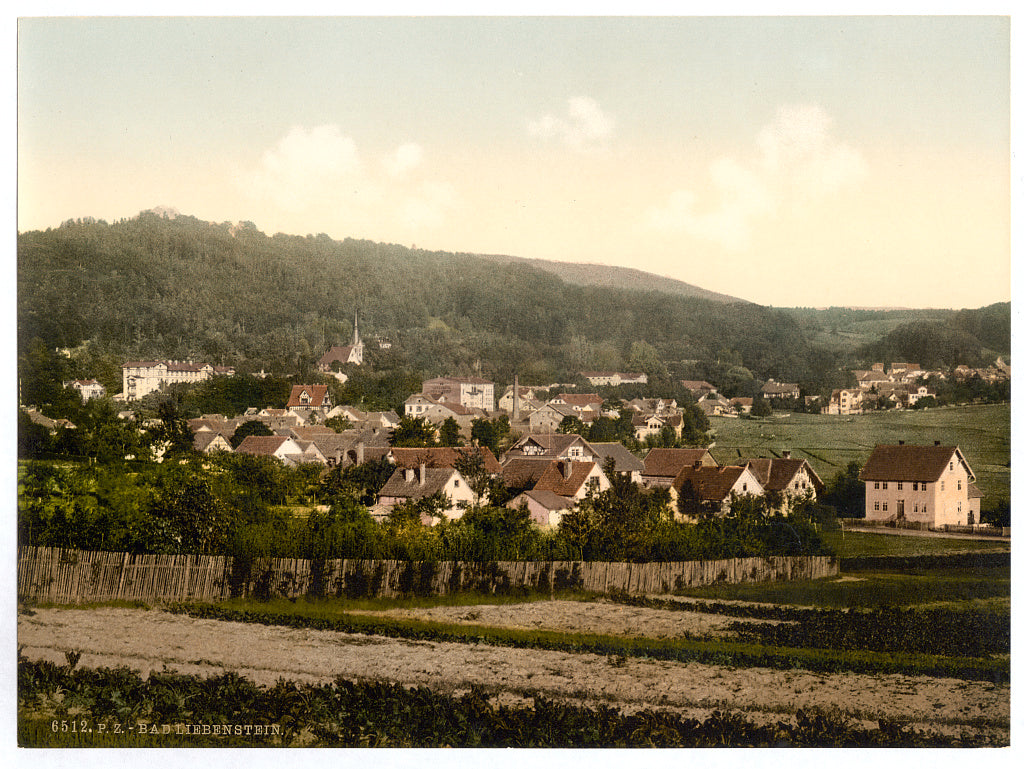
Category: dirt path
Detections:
[{"x1": 17, "y1": 606, "x2": 1009, "y2": 741}]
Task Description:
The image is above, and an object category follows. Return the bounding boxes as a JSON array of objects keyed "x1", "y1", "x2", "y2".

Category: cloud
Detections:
[
  {"x1": 383, "y1": 143, "x2": 424, "y2": 178},
  {"x1": 529, "y1": 96, "x2": 615, "y2": 152},
  {"x1": 243, "y1": 127, "x2": 455, "y2": 232},
  {"x1": 247, "y1": 125, "x2": 361, "y2": 212},
  {"x1": 646, "y1": 105, "x2": 866, "y2": 251}
]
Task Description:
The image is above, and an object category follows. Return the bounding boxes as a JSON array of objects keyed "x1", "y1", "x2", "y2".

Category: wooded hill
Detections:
[{"x1": 17, "y1": 212, "x2": 1008, "y2": 398}]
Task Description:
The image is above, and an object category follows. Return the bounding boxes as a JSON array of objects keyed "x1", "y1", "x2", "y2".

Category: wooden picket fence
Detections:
[{"x1": 17, "y1": 546, "x2": 838, "y2": 604}]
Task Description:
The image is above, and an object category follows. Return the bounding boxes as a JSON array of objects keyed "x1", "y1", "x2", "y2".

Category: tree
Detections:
[
  {"x1": 392, "y1": 416, "x2": 437, "y2": 447},
  {"x1": 230, "y1": 419, "x2": 275, "y2": 449},
  {"x1": 750, "y1": 396, "x2": 773, "y2": 418},
  {"x1": 438, "y1": 417, "x2": 463, "y2": 447},
  {"x1": 453, "y1": 447, "x2": 492, "y2": 504}
]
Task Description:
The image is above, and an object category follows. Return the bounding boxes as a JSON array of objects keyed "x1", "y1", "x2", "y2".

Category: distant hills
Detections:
[
  {"x1": 16, "y1": 212, "x2": 1009, "y2": 405},
  {"x1": 476, "y1": 253, "x2": 748, "y2": 304}
]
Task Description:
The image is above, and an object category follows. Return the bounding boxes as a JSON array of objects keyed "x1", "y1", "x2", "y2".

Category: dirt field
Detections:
[{"x1": 17, "y1": 603, "x2": 1009, "y2": 742}]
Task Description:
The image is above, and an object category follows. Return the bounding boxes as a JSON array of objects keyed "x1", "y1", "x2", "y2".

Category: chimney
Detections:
[
  {"x1": 898, "y1": 440, "x2": 905, "y2": 445},
  {"x1": 419, "y1": 462, "x2": 427, "y2": 486},
  {"x1": 512, "y1": 374, "x2": 520, "y2": 422},
  {"x1": 935, "y1": 440, "x2": 941, "y2": 446},
  {"x1": 356, "y1": 441, "x2": 365, "y2": 465},
  {"x1": 404, "y1": 467, "x2": 415, "y2": 483},
  {"x1": 562, "y1": 459, "x2": 573, "y2": 480},
  {"x1": 782, "y1": 450, "x2": 791, "y2": 459}
]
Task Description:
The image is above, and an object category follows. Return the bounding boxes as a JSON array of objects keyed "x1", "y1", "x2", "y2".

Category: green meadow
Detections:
[{"x1": 708, "y1": 402, "x2": 1010, "y2": 503}]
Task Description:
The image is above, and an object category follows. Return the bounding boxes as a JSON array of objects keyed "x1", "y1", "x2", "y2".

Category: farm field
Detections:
[
  {"x1": 708, "y1": 402, "x2": 1011, "y2": 502},
  {"x1": 17, "y1": 596, "x2": 1009, "y2": 747}
]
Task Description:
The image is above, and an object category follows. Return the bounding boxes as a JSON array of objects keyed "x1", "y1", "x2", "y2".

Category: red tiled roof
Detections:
[
  {"x1": 390, "y1": 446, "x2": 502, "y2": 475},
  {"x1": 671, "y1": 465, "x2": 749, "y2": 503},
  {"x1": 743, "y1": 457, "x2": 823, "y2": 493},
  {"x1": 858, "y1": 444, "x2": 972, "y2": 483},
  {"x1": 501, "y1": 457, "x2": 558, "y2": 489},
  {"x1": 643, "y1": 448, "x2": 717, "y2": 478},
  {"x1": 287, "y1": 385, "x2": 331, "y2": 408},
  {"x1": 533, "y1": 460, "x2": 598, "y2": 497},
  {"x1": 235, "y1": 435, "x2": 292, "y2": 456}
]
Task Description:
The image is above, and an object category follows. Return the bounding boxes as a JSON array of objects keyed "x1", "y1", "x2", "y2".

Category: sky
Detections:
[{"x1": 15, "y1": 13, "x2": 1013, "y2": 309}]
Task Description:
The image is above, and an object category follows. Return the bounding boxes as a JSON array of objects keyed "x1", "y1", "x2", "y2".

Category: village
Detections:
[{"x1": 23, "y1": 312, "x2": 1005, "y2": 535}]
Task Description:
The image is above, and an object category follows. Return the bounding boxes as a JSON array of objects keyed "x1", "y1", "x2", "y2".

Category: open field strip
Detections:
[{"x1": 16, "y1": 605, "x2": 1009, "y2": 744}]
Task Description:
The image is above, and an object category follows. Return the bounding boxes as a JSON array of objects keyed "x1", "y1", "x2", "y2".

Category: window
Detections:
[
  {"x1": 957, "y1": 480, "x2": 962, "y2": 491},
  {"x1": 453, "y1": 480, "x2": 460, "y2": 488},
  {"x1": 874, "y1": 501, "x2": 880, "y2": 511},
  {"x1": 874, "y1": 482, "x2": 879, "y2": 490},
  {"x1": 897, "y1": 482, "x2": 903, "y2": 491},
  {"x1": 913, "y1": 482, "x2": 918, "y2": 491},
  {"x1": 922, "y1": 504, "x2": 927, "y2": 513},
  {"x1": 950, "y1": 462, "x2": 954, "y2": 471},
  {"x1": 921, "y1": 482, "x2": 927, "y2": 491},
  {"x1": 914, "y1": 503, "x2": 919, "y2": 513},
  {"x1": 882, "y1": 502, "x2": 888, "y2": 512},
  {"x1": 882, "y1": 482, "x2": 888, "y2": 490},
  {"x1": 941, "y1": 481, "x2": 945, "y2": 491}
]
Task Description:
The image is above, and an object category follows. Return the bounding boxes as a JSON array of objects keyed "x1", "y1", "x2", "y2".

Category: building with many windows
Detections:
[{"x1": 859, "y1": 442, "x2": 978, "y2": 526}]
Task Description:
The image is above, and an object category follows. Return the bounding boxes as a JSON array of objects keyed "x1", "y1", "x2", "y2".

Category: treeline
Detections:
[
  {"x1": 18, "y1": 455, "x2": 831, "y2": 564},
  {"x1": 19, "y1": 212, "x2": 835, "y2": 394},
  {"x1": 856, "y1": 305, "x2": 1010, "y2": 370}
]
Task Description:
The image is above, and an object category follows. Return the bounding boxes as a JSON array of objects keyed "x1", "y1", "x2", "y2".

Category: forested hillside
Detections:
[
  {"x1": 18, "y1": 212, "x2": 1008, "y2": 408},
  {"x1": 18, "y1": 213, "x2": 829, "y2": 390}
]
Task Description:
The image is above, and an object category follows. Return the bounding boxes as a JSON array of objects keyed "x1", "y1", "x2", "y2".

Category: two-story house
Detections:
[{"x1": 859, "y1": 442, "x2": 978, "y2": 526}]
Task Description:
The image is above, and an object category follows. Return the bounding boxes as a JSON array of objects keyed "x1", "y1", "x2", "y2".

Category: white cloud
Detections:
[
  {"x1": 646, "y1": 105, "x2": 866, "y2": 251},
  {"x1": 247, "y1": 125, "x2": 361, "y2": 212},
  {"x1": 383, "y1": 143, "x2": 424, "y2": 178},
  {"x1": 243, "y1": 127, "x2": 455, "y2": 232},
  {"x1": 529, "y1": 96, "x2": 615, "y2": 152}
]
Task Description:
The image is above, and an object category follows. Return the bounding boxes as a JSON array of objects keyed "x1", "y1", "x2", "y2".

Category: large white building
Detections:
[
  {"x1": 121, "y1": 360, "x2": 235, "y2": 401},
  {"x1": 422, "y1": 376, "x2": 495, "y2": 412}
]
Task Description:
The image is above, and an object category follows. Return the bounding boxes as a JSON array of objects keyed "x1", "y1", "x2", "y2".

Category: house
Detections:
[
  {"x1": 234, "y1": 435, "x2": 305, "y2": 465},
  {"x1": 859, "y1": 442, "x2": 978, "y2": 526},
  {"x1": 121, "y1": 360, "x2": 235, "y2": 401},
  {"x1": 760, "y1": 379, "x2": 800, "y2": 400},
  {"x1": 730, "y1": 397, "x2": 753, "y2": 414},
  {"x1": 318, "y1": 313, "x2": 364, "y2": 370},
  {"x1": 641, "y1": 448, "x2": 719, "y2": 488},
  {"x1": 906, "y1": 386, "x2": 936, "y2": 406},
  {"x1": 528, "y1": 403, "x2": 577, "y2": 433},
  {"x1": 286, "y1": 385, "x2": 333, "y2": 420},
  {"x1": 505, "y1": 433, "x2": 601, "y2": 463},
  {"x1": 422, "y1": 376, "x2": 495, "y2": 411},
  {"x1": 826, "y1": 388, "x2": 863, "y2": 415},
  {"x1": 388, "y1": 446, "x2": 503, "y2": 476},
  {"x1": 67, "y1": 379, "x2": 106, "y2": 401},
  {"x1": 670, "y1": 464, "x2": 765, "y2": 519},
  {"x1": 631, "y1": 413, "x2": 668, "y2": 442},
  {"x1": 854, "y1": 370, "x2": 893, "y2": 390},
  {"x1": 589, "y1": 442, "x2": 645, "y2": 484},
  {"x1": 376, "y1": 465, "x2": 476, "y2": 524},
  {"x1": 508, "y1": 489, "x2": 576, "y2": 528},
  {"x1": 697, "y1": 393, "x2": 734, "y2": 417},
  {"x1": 680, "y1": 380, "x2": 717, "y2": 399},
  {"x1": 501, "y1": 457, "x2": 560, "y2": 496},
  {"x1": 21, "y1": 407, "x2": 76, "y2": 433},
  {"x1": 532, "y1": 459, "x2": 611, "y2": 501},
  {"x1": 579, "y1": 371, "x2": 648, "y2": 387},
  {"x1": 193, "y1": 431, "x2": 232, "y2": 454},
  {"x1": 741, "y1": 452, "x2": 823, "y2": 512},
  {"x1": 498, "y1": 384, "x2": 545, "y2": 412},
  {"x1": 548, "y1": 393, "x2": 604, "y2": 417}
]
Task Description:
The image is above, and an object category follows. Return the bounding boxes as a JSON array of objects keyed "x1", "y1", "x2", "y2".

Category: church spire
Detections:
[{"x1": 353, "y1": 310, "x2": 360, "y2": 347}]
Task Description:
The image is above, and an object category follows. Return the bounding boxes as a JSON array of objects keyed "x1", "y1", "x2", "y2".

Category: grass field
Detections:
[{"x1": 708, "y1": 402, "x2": 1010, "y2": 503}]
